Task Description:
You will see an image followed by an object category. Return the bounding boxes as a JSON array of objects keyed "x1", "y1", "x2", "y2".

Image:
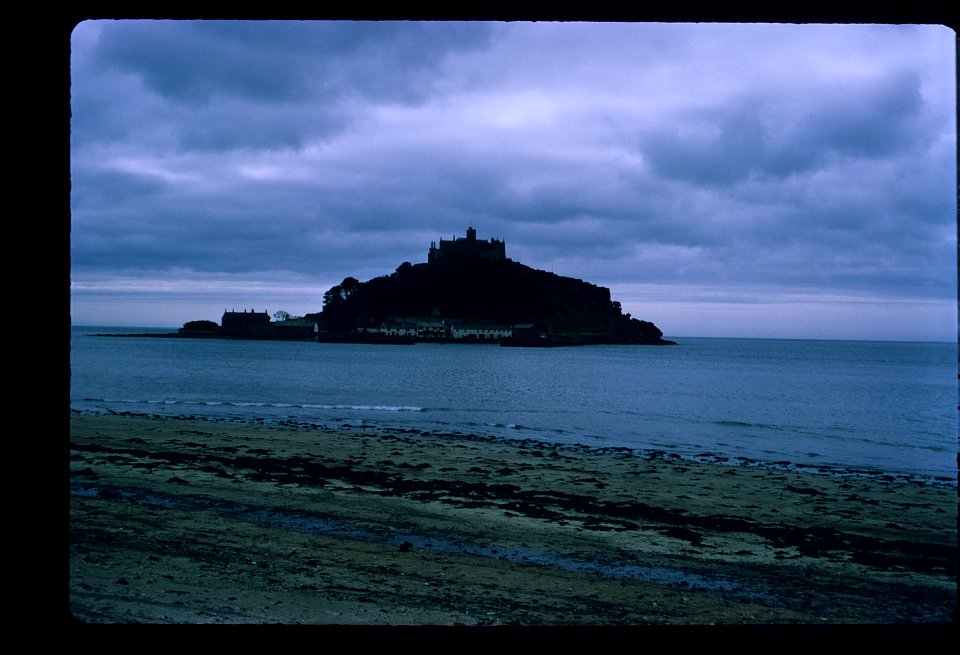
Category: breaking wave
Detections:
[{"x1": 76, "y1": 397, "x2": 424, "y2": 413}]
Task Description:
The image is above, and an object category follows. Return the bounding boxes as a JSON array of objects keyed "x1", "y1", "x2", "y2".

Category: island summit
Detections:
[{"x1": 175, "y1": 228, "x2": 675, "y2": 347}]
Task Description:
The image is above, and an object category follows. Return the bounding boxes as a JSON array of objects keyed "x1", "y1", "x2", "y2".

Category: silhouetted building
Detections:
[
  {"x1": 428, "y1": 227, "x2": 506, "y2": 263},
  {"x1": 221, "y1": 309, "x2": 270, "y2": 336},
  {"x1": 273, "y1": 318, "x2": 319, "y2": 338}
]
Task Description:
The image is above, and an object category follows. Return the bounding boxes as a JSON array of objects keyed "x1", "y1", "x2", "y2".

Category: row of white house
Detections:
[{"x1": 365, "y1": 317, "x2": 530, "y2": 341}]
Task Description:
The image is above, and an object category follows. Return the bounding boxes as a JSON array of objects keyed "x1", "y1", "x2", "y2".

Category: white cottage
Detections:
[
  {"x1": 380, "y1": 318, "x2": 418, "y2": 337},
  {"x1": 449, "y1": 321, "x2": 512, "y2": 341}
]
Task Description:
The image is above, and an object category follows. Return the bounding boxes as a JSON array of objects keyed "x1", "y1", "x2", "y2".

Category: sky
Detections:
[{"x1": 69, "y1": 20, "x2": 957, "y2": 341}]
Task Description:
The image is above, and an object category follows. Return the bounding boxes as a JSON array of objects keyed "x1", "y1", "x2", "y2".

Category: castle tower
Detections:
[{"x1": 428, "y1": 227, "x2": 506, "y2": 263}]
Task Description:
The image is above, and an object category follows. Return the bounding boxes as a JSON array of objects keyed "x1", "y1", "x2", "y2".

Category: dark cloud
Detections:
[
  {"x1": 73, "y1": 20, "x2": 497, "y2": 154},
  {"x1": 798, "y1": 70, "x2": 926, "y2": 159},
  {"x1": 90, "y1": 20, "x2": 496, "y2": 106},
  {"x1": 638, "y1": 69, "x2": 929, "y2": 186}
]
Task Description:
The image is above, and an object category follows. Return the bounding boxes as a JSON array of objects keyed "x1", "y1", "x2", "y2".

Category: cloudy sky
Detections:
[{"x1": 69, "y1": 20, "x2": 956, "y2": 340}]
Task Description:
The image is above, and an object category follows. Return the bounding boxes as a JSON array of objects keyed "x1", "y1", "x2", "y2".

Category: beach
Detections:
[{"x1": 68, "y1": 413, "x2": 956, "y2": 625}]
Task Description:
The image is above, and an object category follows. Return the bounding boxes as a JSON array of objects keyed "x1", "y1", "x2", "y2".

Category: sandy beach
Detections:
[{"x1": 68, "y1": 413, "x2": 956, "y2": 625}]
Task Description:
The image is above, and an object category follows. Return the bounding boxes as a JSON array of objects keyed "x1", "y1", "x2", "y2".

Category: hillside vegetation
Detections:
[{"x1": 308, "y1": 257, "x2": 672, "y2": 345}]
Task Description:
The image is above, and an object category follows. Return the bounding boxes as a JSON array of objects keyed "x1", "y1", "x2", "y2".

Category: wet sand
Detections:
[{"x1": 68, "y1": 413, "x2": 956, "y2": 624}]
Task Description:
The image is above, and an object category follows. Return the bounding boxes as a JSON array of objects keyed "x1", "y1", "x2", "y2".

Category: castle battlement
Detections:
[{"x1": 428, "y1": 227, "x2": 506, "y2": 263}]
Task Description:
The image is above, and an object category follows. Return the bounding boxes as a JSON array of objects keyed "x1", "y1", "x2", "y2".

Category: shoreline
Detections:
[
  {"x1": 69, "y1": 412, "x2": 956, "y2": 624},
  {"x1": 88, "y1": 331, "x2": 676, "y2": 346},
  {"x1": 73, "y1": 409, "x2": 957, "y2": 488}
]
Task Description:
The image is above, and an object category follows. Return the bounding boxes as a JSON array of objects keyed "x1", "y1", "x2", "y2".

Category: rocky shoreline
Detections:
[
  {"x1": 68, "y1": 413, "x2": 956, "y2": 624},
  {"x1": 92, "y1": 332, "x2": 674, "y2": 346}
]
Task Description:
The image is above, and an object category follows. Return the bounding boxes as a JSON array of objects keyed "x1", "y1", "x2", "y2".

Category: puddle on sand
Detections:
[{"x1": 377, "y1": 534, "x2": 774, "y2": 604}]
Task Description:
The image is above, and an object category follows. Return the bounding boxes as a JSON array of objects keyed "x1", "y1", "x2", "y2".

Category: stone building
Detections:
[
  {"x1": 428, "y1": 227, "x2": 506, "y2": 263},
  {"x1": 221, "y1": 309, "x2": 271, "y2": 336}
]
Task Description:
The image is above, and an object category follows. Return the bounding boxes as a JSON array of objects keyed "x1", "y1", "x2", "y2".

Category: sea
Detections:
[{"x1": 69, "y1": 326, "x2": 958, "y2": 485}]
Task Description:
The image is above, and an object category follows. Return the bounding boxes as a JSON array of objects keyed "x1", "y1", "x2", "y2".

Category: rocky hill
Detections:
[{"x1": 307, "y1": 256, "x2": 674, "y2": 346}]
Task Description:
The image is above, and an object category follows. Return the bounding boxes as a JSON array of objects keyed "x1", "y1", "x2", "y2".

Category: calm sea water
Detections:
[{"x1": 69, "y1": 327, "x2": 957, "y2": 483}]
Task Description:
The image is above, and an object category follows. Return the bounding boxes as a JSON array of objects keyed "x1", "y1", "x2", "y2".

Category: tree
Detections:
[
  {"x1": 323, "y1": 284, "x2": 343, "y2": 308},
  {"x1": 340, "y1": 277, "x2": 359, "y2": 297},
  {"x1": 323, "y1": 277, "x2": 361, "y2": 309},
  {"x1": 273, "y1": 310, "x2": 292, "y2": 322},
  {"x1": 179, "y1": 320, "x2": 218, "y2": 333}
]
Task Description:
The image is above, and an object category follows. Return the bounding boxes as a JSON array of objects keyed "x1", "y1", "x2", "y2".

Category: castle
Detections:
[{"x1": 428, "y1": 227, "x2": 506, "y2": 263}]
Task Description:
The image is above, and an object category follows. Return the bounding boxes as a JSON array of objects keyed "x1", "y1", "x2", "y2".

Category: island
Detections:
[{"x1": 130, "y1": 228, "x2": 675, "y2": 347}]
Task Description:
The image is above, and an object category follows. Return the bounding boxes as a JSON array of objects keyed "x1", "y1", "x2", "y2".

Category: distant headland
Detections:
[{"x1": 105, "y1": 228, "x2": 675, "y2": 347}]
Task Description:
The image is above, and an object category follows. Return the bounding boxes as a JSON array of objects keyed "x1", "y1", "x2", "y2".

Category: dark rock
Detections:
[
  {"x1": 73, "y1": 467, "x2": 98, "y2": 479},
  {"x1": 661, "y1": 527, "x2": 703, "y2": 546},
  {"x1": 398, "y1": 541, "x2": 414, "y2": 553},
  {"x1": 787, "y1": 485, "x2": 822, "y2": 496},
  {"x1": 167, "y1": 476, "x2": 189, "y2": 484}
]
